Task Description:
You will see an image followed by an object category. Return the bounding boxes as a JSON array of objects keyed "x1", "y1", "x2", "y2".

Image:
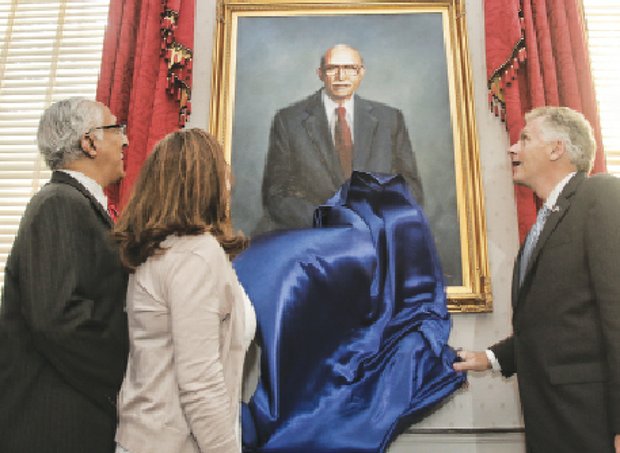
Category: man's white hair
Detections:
[
  {"x1": 37, "y1": 97, "x2": 105, "y2": 170},
  {"x1": 525, "y1": 106, "x2": 596, "y2": 172}
]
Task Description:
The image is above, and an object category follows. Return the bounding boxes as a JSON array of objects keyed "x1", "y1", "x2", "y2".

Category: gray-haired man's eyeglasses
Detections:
[{"x1": 90, "y1": 123, "x2": 127, "y2": 136}]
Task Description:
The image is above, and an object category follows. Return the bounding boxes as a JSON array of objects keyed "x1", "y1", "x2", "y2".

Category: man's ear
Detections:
[
  {"x1": 80, "y1": 134, "x2": 97, "y2": 158},
  {"x1": 317, "y1": 67, "x2": 325, "y2": 82},
  {"x1": 549, "y1": 140, "x2": 566, "y2": 161}
]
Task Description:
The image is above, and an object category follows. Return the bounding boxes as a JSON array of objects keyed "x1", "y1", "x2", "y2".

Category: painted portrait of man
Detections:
[
  {"x1": 256, "y1": 43, "x2": 424, "y2": 233},
  {"x1": 229, "y1": 13, "x2": 462, "y2": 285}
]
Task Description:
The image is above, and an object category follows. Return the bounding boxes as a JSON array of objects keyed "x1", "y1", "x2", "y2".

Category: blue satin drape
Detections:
[{"x1": 234, "y1": 172, "x2": 465, "y2": 452}]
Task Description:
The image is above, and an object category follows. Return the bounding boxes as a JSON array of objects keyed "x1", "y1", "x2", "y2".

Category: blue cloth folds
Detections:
[{"x1": 234, "y1": 172, "x2": 465, "y2": 452}]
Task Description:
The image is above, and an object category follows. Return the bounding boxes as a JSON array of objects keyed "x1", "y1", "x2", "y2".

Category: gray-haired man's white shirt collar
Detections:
[
  {"x1": 58, "y1": 169, "x2": 108, "y2": 212},
  {"x1": 544, "y1": 171, "x2": 576, "y2": 210}
]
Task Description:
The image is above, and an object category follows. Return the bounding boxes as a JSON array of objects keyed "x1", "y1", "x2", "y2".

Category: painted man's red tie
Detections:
[
  {"x1": 107, "y1": 204, "x2": 118, "y2": 222},
  {"x1": 335, "y1": 106, "x2": 353, "y2": 177}
]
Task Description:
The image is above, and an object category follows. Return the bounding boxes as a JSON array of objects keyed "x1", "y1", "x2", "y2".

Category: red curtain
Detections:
[
  {"x1": 485, "y1": 0, "x2": 606, "y2": 241},
  {"x1": 96, "y1": 0, "x2": 195, "y2": 211}
]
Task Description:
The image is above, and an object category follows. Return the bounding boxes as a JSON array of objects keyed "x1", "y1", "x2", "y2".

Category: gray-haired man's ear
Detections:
[{"x1": 80, "y1": 134, "x2": 97, "y2": 159}]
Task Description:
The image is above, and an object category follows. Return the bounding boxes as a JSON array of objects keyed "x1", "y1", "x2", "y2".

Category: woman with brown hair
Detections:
[{"x1": 113, "y1": 129, "x2": 255, "y2": 453}]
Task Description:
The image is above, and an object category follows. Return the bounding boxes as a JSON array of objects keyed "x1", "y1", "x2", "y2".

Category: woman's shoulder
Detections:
[
  {"x1": 137, "y1": 233, "x2": 229, "y2": 285},
  {"x1": 160, "y1": 233, "x2": 227, "y2": 262}
]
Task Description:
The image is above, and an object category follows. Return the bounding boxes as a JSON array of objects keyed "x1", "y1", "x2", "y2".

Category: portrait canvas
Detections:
[{"x1": 212, "y1": 0, "x2": 491, "y2": 311}]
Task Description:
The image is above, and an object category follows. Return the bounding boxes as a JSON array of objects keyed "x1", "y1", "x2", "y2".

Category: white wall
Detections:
[{"x1": 189, "y1": 1, "x2": 525, "y2": 450}]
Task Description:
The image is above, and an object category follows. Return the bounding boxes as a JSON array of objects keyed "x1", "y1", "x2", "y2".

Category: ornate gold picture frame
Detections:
[{"x1": 211, "y1": 0, "x2": 491, "y2": 312}]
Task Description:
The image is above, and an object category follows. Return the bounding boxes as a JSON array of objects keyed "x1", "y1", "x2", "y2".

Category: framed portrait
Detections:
[{"x1": 211, "y1": 0, "x2": 491, "y2": 312}]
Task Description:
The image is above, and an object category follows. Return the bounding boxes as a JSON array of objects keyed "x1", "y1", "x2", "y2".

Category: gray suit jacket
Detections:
[
  {"x1": 491, "y1": 172, "x2": 620, "y2": 453},
  {"x1": 0, "y1": 171, "x2": 128, "y2": 453},
  {"x1": 259, "y1": 90, "x2": 423, "y2": 232}
]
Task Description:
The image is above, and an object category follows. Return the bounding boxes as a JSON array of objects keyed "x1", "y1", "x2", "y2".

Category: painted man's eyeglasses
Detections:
[{"x1": 322, "y1": 65, "x2": 363, "y2": 76}]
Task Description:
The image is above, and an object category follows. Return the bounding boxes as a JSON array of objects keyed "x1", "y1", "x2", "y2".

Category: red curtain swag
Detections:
[
  {"x1": 96, "y1": 0, "x2": 195, "y2": 212},
  {"x1": 485, "y1": 0, "x2": 606, "y2": 241}
]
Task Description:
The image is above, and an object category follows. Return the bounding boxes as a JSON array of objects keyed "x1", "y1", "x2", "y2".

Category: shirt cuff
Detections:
[{"x1": 485, "y1": 349, "x2": 502, "y2": 372}]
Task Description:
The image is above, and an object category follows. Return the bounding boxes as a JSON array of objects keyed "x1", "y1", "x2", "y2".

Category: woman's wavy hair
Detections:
[{"x1": 114, "y1": 128, "x2": 246, "y2": 271}]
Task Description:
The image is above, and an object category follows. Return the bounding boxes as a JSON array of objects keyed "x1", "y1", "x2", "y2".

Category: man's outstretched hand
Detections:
[{"x1": 453, "y1": 350, "x2": 491, "y2": 372}]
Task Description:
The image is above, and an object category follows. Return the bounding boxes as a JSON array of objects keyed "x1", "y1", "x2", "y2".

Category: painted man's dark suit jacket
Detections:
[
  {"x1": 490, "y1": 172, "x2": 620, "y2": 453},
  {"x1": 259, "y1": 90, "x2": 423, "y2": 232},
  {"x1": 0, "y1": 171, "x2": 129, "y2": 453}
]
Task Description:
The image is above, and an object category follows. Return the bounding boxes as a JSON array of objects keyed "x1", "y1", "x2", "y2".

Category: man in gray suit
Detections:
[
  {"x1": 258, "y1": 44, "x2": 423, "y2": 232},
  {"x1": 454, "y1": 107, "x2": 620, "y2": 453},
  {"x1": 0, "y1": 98, "x2": 129, "y2": 452}
]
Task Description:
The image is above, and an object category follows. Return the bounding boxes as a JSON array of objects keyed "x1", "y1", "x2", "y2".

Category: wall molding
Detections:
[{"x1": 391, "y1": 431, "x2": 526, "y2": 452}]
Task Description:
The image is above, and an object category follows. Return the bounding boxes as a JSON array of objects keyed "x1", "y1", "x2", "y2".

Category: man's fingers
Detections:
[
  {"x1": 452, "y1": 350, "x2": 489, "y2": 372},
  {"x1": 453, "y1": 351, "x2": 471, "y2": 371}
]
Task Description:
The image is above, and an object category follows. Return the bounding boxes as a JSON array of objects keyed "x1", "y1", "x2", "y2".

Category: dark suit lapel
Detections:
[
  {"x1": 51, "y1": 171, "x2": 113, "y2": 228},
  {"x1": 301, "y1": 91, "x2": 343, "y2": 185},
  {"x1": 518, "y1": 172, "x2": 585, "y2": 297},
  {"x1": 512, "y1": 251, "x2": 522, "y2": 308},
  {"x1": 353, "y1": 96, "x2": 378, "y2": 170}
]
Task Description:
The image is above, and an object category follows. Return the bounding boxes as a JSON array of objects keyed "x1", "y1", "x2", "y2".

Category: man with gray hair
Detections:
[
  {"x1": 454, "y1": 106, "x2": 620, "y2": 453},
  {"x1": 0, "y1": 98, "x2": 129, "y2": 452}
]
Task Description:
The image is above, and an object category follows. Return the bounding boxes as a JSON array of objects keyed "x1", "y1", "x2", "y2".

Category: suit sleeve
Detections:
[
  {"x1": 392, "y1": 109, "x2": 424, "y2": 206},
  {"x1": 166, "y1": 250, "x2": 238, "y2": 453},
  {"x1": 19, "y1": 193, "x2": 127, "y2": 412},
  {"x1": 585, "y1": 177, "x2": 620, "y2": 433},
  {"x1": 262, "y1": 112, "x2": 319, "y2": 228},
  {"x1": 489, "y1": 335, "x2": 516, "y2": 377}
]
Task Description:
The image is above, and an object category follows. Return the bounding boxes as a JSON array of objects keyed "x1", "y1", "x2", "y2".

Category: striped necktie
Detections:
[{"x1": 519, "y1": 205, "x2": 551, "y2": 285}]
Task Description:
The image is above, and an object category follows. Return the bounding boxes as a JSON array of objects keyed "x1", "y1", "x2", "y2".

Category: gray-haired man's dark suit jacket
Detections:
[
  {"x1": 0, "y1": 171, "x2": 129, "y2": 453},
  {"x1": 490, "y1": 172, "x2": 620, "y2": 453},
  {"x1": 258, "y1": 90, "x2": 423, "y2": 233}
]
